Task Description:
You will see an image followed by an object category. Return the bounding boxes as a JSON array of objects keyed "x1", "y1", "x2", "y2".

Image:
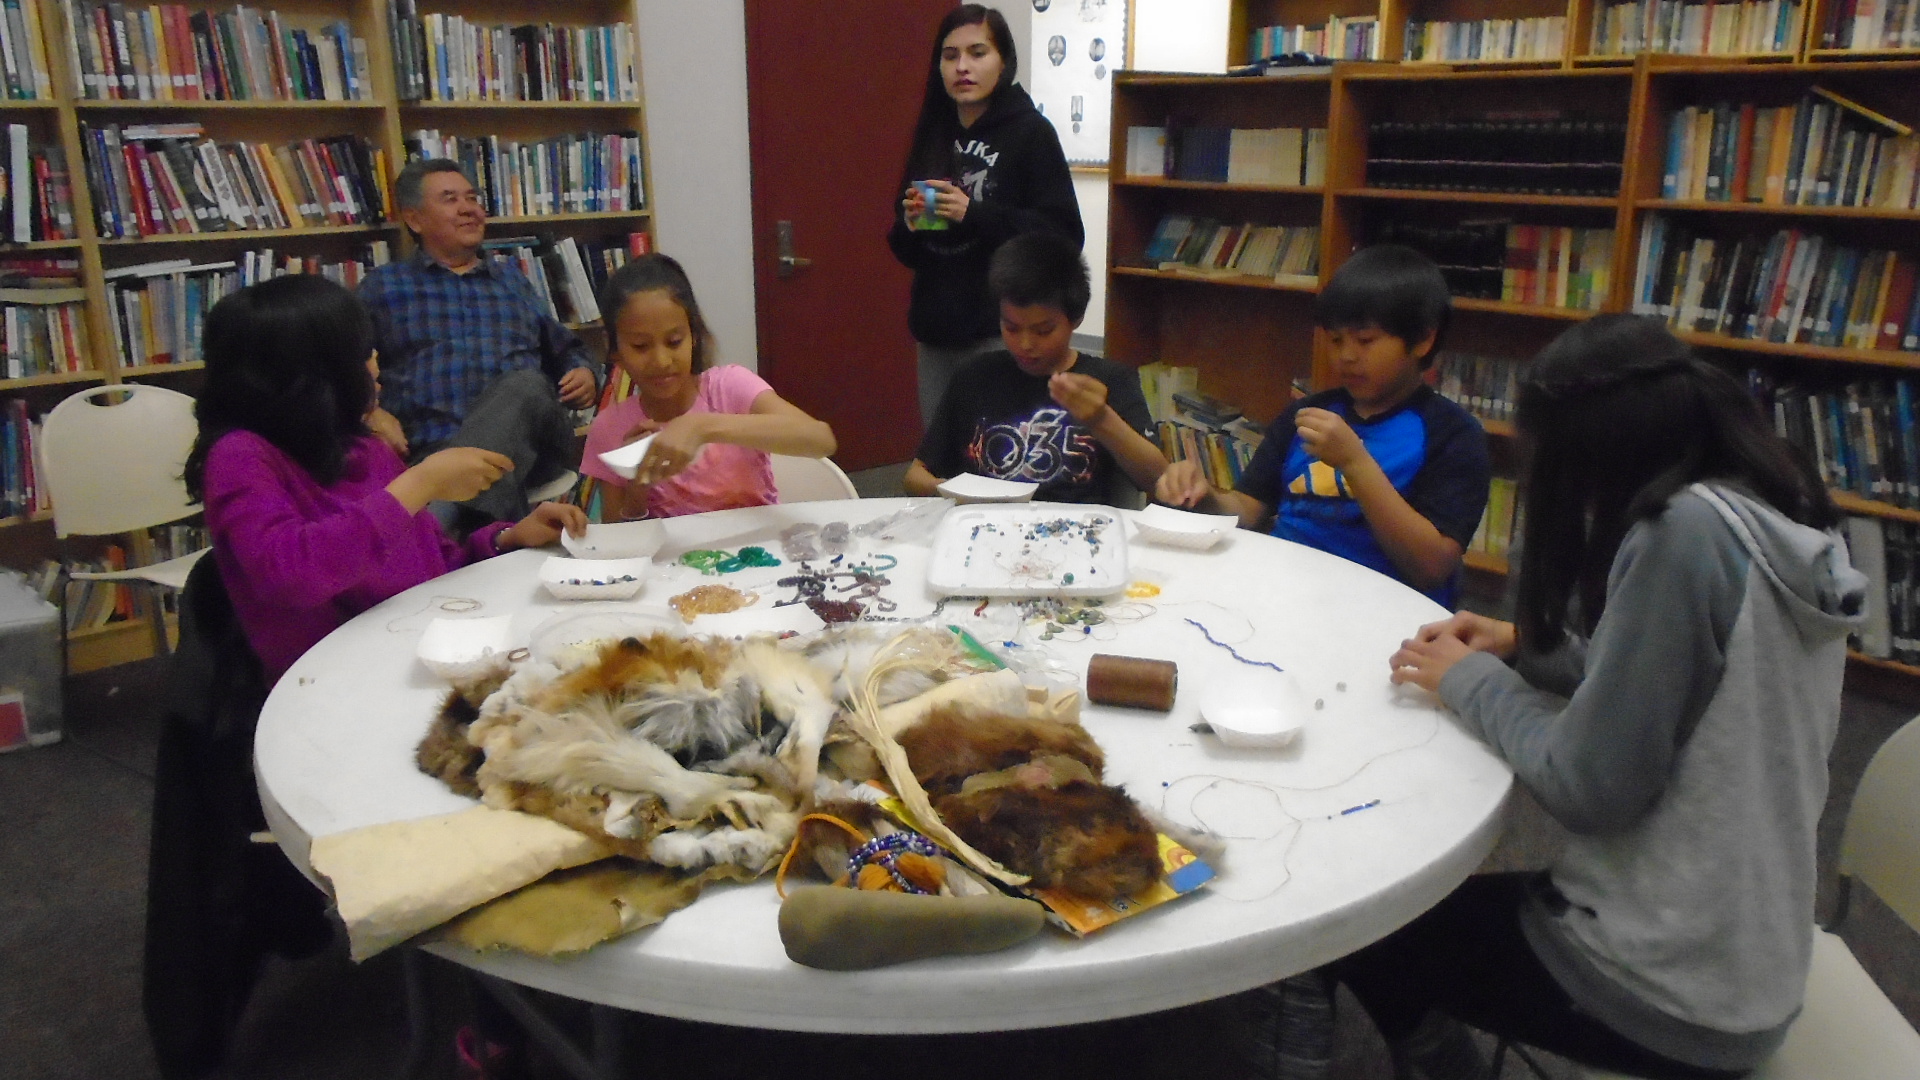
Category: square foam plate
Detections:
[
  {"x1": 416, "y1": 615, "x2": 516, "y2": 681},
  {"x1": 1134, "y1": 503, "x2": 1240, "y2": 550},
  {"x1": 561, "y1": 520, "x2": 666, "y2": 561},
  {"x1": 935, "y1": 473, "x2": 1040, "y2": 503},
  {"x1": 597, "y1": 434, "x2": 706, "y2": 481},
  {"x1": 538, "y1": 556, "x2": 649, "y2": 601}
]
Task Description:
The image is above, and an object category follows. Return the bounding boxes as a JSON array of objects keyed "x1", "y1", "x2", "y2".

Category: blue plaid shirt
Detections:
[{"x1": 359, "y1": 250, "x2": 595, "y2": 447}]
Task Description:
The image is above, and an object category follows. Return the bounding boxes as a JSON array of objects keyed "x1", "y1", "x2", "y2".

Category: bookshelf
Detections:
[
  {"x1": 0, "y1": 0, "x2": 655, "y2": 672},
  {"x1": 1110, "y1": 44, "x2": 1920, "y2": 687}
]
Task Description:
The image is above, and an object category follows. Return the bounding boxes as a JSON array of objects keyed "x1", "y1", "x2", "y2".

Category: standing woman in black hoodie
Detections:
[{"x1": 889, "y1": 4, "x2": 1084, "y2": 426}]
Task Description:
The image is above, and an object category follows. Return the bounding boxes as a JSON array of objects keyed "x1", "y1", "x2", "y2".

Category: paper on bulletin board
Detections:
[{"x1": 1026, "y1": 0, "x2": 1128, "y2": 166}]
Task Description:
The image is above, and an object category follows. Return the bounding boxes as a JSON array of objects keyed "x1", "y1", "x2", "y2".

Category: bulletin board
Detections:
[{"x1": 1025, "y1": 0, "x2": 1130, "y2": 167}]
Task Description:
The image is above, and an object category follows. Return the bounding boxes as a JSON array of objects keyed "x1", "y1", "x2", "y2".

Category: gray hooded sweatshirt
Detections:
[{"x1": 1439, "y1": 482, "x2": 1866, "y2": 1071}]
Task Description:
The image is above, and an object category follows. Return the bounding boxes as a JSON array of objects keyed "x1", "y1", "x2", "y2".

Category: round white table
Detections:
[{"x1": 255, "y1": 498, "x2": 1511, "y2": 1035}]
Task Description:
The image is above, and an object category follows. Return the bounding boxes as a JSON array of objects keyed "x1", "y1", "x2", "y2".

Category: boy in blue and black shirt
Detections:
[{"x1": 1156, "y1": 245, "x2": 1490, "y2": 607}]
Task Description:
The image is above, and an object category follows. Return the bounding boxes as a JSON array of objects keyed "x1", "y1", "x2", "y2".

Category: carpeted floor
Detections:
[{"x1": 3, "y1": 464, "x2": 1914, "y2": 1079}]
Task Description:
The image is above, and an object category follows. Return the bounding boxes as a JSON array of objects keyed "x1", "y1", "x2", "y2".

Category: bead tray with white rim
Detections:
[
  {"x1": 926, "y1": 505, "x2": 1129, "y2": 597},
  {"x1": 538, "y1": 556, "x2": 649, "y2": 601}
]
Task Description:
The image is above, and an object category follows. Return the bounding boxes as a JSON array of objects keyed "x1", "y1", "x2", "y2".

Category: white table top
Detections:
[{"x1": 255, "y1": 498, "x2": 1511, "y2": 1034}]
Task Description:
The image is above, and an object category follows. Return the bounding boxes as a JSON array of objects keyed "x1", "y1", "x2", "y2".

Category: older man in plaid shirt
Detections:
[{"x1": 360, "y1": 158, "x2": 600, "y2": 532}]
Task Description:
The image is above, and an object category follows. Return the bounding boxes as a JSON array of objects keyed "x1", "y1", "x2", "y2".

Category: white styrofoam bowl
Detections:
[
  {"x1": 538, "y1": 556, "x2": 649, "y2": 601},
  {"x1": 415, "y1": 614, "x2": 518, "y2": 682}
]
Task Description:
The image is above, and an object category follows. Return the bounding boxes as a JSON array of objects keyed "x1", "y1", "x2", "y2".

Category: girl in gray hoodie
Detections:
[{"x1": 1359, "y1": 314, "x2": 1866, "y2": 1079}]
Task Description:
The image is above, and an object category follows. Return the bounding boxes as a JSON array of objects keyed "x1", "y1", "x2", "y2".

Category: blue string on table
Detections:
[{"x1": 1184, "y1": 617, "x2": 1286, "y2": 674}]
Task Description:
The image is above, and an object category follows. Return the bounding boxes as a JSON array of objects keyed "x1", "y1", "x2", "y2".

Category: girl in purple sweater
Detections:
[{"x1": 184, "y1": 276, "x2": 584, "y2": 683}]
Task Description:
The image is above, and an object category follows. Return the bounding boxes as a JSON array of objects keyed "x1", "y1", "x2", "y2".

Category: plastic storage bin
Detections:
[{"x1": 0, "y1": 572, "x2": 62, "y2": 751}]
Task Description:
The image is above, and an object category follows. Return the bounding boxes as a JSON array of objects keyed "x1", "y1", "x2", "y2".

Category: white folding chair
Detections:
[
  {"x1": 769, "y1": 454, "x2": 858, "y2": 503},
  {"x1": 1567, "y1": 716, "x2": 1920, "y2": 1080},
  {"x1": 39, "y1": 384, "x2": 208, "y2": 665}
]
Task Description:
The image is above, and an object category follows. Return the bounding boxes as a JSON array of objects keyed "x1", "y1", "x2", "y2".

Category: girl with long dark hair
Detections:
[
  {"x1": 185, "y1": 275, "x2": 583, "y2": 681},
  {"x1": 887, "y1": 3, "x2": 1083, "y2": 425},
  {"x1": 1361, "y1": 315, "x2": 1864, "y2": 1078}
]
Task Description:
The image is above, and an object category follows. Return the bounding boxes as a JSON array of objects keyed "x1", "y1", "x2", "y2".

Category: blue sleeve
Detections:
[
  {"x1": 1407, "y1": 397, "x2": 1493, "y2": 549},
  {"x1": 1235, "y1": 402, "x2": 1306, "y2": 510}
]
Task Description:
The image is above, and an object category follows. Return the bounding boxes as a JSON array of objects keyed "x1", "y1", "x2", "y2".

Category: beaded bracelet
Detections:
[{"x1": 846, "y1": 831, "x2": 946, "y2": 895}]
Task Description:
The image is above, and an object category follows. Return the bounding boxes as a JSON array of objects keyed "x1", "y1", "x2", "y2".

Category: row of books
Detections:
[
  {"x1": 1840, "y1": 516, "x2": 1920, "y2": 663},
  {"x1": 1158, "y1": 416, "x2": 1260, "y2": 493},
  {"x1": 484, "y1": 232, "x2": 650, "y2": 328},
  {"x1": 1141, "y1": 216, "x2": 1321, "y2": 283},
  {"x1": 81, "y1": 123, "x2": 389, "y2": 238},
  {"x1": 1588, "y1": 0, "x2": 1805, "y2": 55},
  {"x1": 1123, "y1": 126, "x2": 1328, "y2": 187},
  {"x1": 1435, "y1": 351, "x2": 1526, "y2": 424},
  {"x1": 1248, "y1": 18, "x2": 1382, "y2": 61},
  {"x1": 59, "y1": 1, "x2": 371, "y2": 101},
  {"x1": 0, "y1": 255, "x2": 79, "y2": 287},
  {"x1": 1660, "y1": 92, "x2": 1919, "y2": 209},
  {"x1": 3, "y1": 125, "x2": 77, "y2": 242},
  {"x1": 1469, "y1": 477, "x2": 1521, "y2": 559},
  {"x1": 0, "y1": 398, "x2": 46, "y2": 519},
  {"x1": 1368, "y1": 220, "x2": 1614, "y2": 310},
  {"x1": 404, "y1": 129, "x2": 644, "y2": 218},
  {"x1": 1403, "y1": 17, "x2": 1568, "y2": 61},
  {"x1": 386, "y1": 0, "x2": 637, "y2": 103},
  {"x1": 0, "y1": 0, "x2": 55, "y2": 98},
  {"x1": 1632, "y1": 216, "x2": 1920, "y2": 351},
  {"x1": 1748, "y1": 372, "x2": 1920, "y2": 507},
  {"x1": 1366, "y1": 119, "x2": 1628, "y2": 197},
  {"x1": 1818, "y1": 0, "x2": 1920, "y2": 49},
  {"x1": 102, "y1": 249, "x2": 390, "y2": 368},
  {"x1": 1, "y1": 288, "x2": 90, "y2": 378}
]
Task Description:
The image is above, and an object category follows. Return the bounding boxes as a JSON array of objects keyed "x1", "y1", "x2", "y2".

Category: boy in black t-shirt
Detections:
[{"x1": 906, "y1": 233, "x2": 1168, "y2": 504}]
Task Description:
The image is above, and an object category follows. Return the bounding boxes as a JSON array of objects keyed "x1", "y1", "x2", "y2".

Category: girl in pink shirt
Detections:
[{"x1": 580, "y1": 254, "x2": 836, "y2": 519}]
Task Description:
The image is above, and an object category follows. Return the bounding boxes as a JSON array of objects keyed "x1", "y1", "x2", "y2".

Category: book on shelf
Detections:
[
  {"x1": 0, "y1": 255, "x2": 80, "y2": 287},
  {"x1": 0, "y1": 0, "x2": 54, "y2": 99},
  {"x1": 0, "y1": 286, "x2": 90, "y2": 378},
  {"x1": 1124, "y1": 126, "x2": 1165, "y2": 178},
  {"x1": 1367, "y1": 118, "x2": 1626, "y2": 197},
  {"x1": 1819, "y1": 0, "x2": 1920, "y2": 49},
  {"x1": 1368, "y1": 220, "x2": 1613, "y2": 310},
  {"x1": 1633, "y1": 214, "x2": 1920, "y2": 351},
  {"x1": 0, "y1": 398, "x2": 47, "y2": 518},
  {"x1": 1659, "y1": 93, "x2": 1919, "y2": 210},
  {"x1": 2, "y1": 125, "x2": 77, "y2": 243},
  {"x1": 483, "y1": 232, "x2": 648, "y2": 326},
  {"x1": 1140, "y1": 214, "x2": 1320, "y2": 283},
  {"x1": 1249, "y1": 17, "x2": 1381, "y2": 60},
  {"x1": 79, "y1": 122, "x2": 389, "y2": 239},
  {"x1": 1404, "y1": 17, "x2": 1567, "y2": 62},
  {"x1": 1589, "y1": 0, "x2": 1805, "y2": 55},
  {"x1": 1435, "y1": 351, "x2": 1527, "y2": 425},
  {"x1": 405, "y1": 129, "x2": 644, "y2": 217},
  {"x1": 1469, "y1": 476, "x2": 1521, "y2": 559},
  {"x1": 1136, "y1": 362, "x2": 1198, "y2": 424},
  {"x1": 1838, "y1": 516, "x2": 1920, "y2": 663},
  {"x1": 57, "y1": 1, "x2": 372, "y2": 101},
  {"x1": 387, "y1": 0, "x2": 638, "y2": 103}
]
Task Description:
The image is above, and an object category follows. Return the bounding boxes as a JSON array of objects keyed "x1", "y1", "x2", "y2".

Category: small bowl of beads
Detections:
[
  {"x1": 539, "y1": 556, "x2": 650, "y2": 601},
  {"x1": 562, "y1": 520, "x2": 666, "y2": 561}
]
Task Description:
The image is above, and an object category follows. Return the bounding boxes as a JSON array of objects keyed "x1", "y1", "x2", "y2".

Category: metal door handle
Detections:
[{"x1": 776, "y1": 220, "x2": 813, "y2": 277}]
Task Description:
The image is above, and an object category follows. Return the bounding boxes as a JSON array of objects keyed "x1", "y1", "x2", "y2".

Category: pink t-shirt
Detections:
[{"x1": 580, "y1": 364, "x2": 780, "y2": 518}]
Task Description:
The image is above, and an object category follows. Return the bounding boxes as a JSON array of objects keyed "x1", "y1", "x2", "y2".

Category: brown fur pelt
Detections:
[
  {"x1": 895, "y1": 705, "x2": 1158, "y2": 900},
  {"x1": 934, "y1": 781, "x2": 1160, "y2": 900},
  {"x1": 896, "y1": 706, "x2": 1105, "y2": 797},
  {"x1": 415, "y1": 667, "x2": 514, "y2": 797}
]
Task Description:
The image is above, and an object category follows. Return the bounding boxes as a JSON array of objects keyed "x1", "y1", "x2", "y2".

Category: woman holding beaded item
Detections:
[{"x1": 888, "y1": 3, "x2": 1082, "y2": 427}]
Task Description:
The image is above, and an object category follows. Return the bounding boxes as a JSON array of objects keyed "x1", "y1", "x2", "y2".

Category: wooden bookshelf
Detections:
[{"x1": 0, "y1": 0, "x2": 657, "y2": 670}]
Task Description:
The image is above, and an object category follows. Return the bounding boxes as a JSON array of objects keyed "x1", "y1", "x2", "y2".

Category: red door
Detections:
[{"x1": 745, "y1": 0, "x2": 954, "y2": 471}]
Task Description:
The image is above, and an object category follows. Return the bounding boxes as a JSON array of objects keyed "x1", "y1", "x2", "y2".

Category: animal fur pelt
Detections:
[
  {"x1": 416, "y1": 632, "x2": 842, "y2": 874},
  {"x1": 896, "y1": 706, "x2": 1161, "y2": 901}
]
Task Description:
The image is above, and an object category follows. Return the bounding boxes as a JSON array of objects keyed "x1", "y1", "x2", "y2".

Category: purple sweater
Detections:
[{"x1": 202, "y1": 430, "x2": 506, "y2": 682}]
